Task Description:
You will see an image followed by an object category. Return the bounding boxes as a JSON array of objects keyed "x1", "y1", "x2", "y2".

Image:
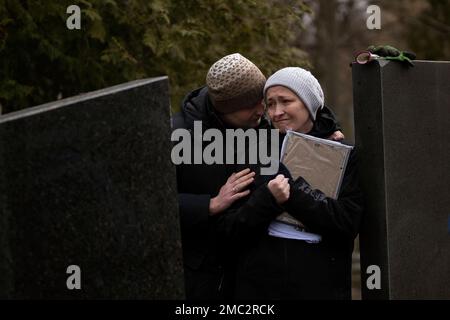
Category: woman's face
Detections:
[{"x1": 266, "y1": 85, "x2": 313, "y2": 134}]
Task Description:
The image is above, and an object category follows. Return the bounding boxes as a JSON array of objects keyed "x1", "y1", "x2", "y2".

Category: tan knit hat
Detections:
[{"x1": 206, "y1": 53, "x2": 266, "y2": 114}]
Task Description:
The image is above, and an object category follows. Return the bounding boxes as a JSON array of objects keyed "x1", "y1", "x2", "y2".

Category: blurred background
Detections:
[{"x1": 1, "y1": 0, "x2": 449, "y2": 299}]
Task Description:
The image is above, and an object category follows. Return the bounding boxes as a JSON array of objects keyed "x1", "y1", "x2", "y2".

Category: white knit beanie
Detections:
[{"x1": 264, "y1": 67, "x2": 324, "y2": 120}]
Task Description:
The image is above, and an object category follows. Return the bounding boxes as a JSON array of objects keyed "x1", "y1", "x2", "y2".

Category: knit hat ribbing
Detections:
[
  {"x1": 264, "y1": 67, "x2": 324, "y2": 120},
  {"x1": 206, "y1": 53, "x2": 266, "y2": 114}
]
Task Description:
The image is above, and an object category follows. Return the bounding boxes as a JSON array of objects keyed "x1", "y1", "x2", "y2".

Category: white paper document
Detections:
[{"x1": 268, "y1": 221, "x2": 322, "y2": 243}]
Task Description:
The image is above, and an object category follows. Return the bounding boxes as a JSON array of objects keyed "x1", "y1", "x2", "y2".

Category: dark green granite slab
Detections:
[
  {"x1": 0, "y1": 78, "x2": 184, "y2": 299},
  {"x1": 353, "y1": 60, "x2": 450, "y2": 299}
]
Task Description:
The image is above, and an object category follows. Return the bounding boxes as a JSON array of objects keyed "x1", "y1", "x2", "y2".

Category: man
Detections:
[{"x1": 172, "y1": 53, "x2": 343, "y2": 299}]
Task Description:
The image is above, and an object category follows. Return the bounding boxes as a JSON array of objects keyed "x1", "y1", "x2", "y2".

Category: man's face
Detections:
[{"x1": 220, "y1": 99, "x2": 265, "y2": 129}]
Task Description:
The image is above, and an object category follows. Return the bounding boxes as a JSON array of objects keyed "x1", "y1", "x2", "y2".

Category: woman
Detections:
[{"x1": 217, "y1": 67, "x2": 364, "y2": 300}]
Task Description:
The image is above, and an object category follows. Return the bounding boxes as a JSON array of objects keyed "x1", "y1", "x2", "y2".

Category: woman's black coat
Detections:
[{"x1": 216, "y1": 132, "x2": 364, "y2": 300}]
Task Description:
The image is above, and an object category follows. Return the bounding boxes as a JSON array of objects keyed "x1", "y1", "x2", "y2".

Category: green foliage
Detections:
[
  {"x1": 407, "y1": 0, "x2": 450, "y2": 61},
  {"x1": 0, "y1": 0, "x2": 310, "y2": 114}
]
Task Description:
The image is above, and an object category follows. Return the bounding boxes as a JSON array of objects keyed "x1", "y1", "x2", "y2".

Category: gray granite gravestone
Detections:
[
  {"x1": 0, "y1": 78, "x2": 184, "y2": 299},
  {"x1": 353, "y1": 60, "x2": 450, "y2": 299}
]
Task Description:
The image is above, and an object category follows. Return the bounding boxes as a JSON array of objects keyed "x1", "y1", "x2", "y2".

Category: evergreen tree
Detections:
[{"x1": 0, "y1": 0, "x2": 311, "y2": 114}]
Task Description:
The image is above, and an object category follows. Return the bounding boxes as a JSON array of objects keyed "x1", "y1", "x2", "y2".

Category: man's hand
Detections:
[
  {"x1": 267, "y1": 174, "x2": 290, "y2": 204},
  {"x1": 327, "y1": 130, "x2": 345, "y2": 141},
  {"x1": 209, "y1": 168, "x2": 255, "y2": 216}
]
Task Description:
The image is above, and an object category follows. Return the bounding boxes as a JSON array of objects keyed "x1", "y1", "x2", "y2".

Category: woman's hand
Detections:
[
  {"x1": 209, "y1": 168, "x2": 255, "y2": 216},
  {"x1": 267, "y1": 174, "x2": 290, "y2": 204}
]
